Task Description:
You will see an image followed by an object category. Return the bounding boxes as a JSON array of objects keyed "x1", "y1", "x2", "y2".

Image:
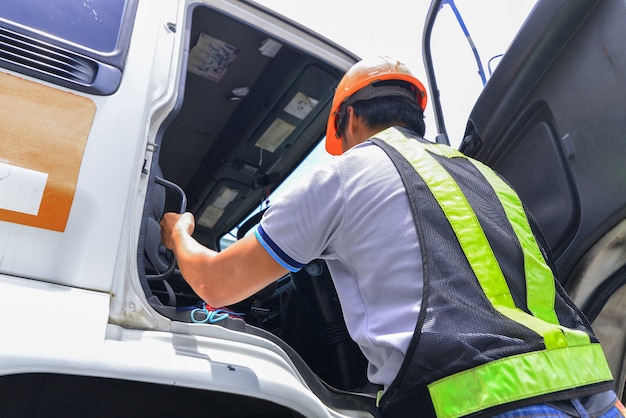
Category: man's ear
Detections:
[
  {"x1": 345, "y1": 106, "x2": 357, "y2": 136},
  {"x1": 342, "y1": 105, "x2": 367, "y2": 153}
]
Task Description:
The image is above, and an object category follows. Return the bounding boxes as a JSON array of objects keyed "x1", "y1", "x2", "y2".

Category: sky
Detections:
[{"x1": 240, "y1": 0, "x2": 538, "y2": 219}]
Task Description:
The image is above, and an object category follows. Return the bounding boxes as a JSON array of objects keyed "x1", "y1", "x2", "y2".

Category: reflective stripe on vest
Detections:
[
  {"x1": 430, "y1": 343, "x2": 610, "y2": 418},
  {"x1": 374, "y1": 128, "x2": 612, "y2": 418}
]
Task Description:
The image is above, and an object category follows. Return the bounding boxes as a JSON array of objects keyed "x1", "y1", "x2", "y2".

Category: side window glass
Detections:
[
  {"x1": 0, "y1": 0, "x2": 137, "y2": 94},
  {"x1": 0, "y1": 0, "x2": 127, "y2": 52}
]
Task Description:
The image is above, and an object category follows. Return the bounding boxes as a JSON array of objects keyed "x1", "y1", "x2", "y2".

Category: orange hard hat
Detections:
[{"x1": 325, "y1": 56, "x2": 427, "y2": 155}]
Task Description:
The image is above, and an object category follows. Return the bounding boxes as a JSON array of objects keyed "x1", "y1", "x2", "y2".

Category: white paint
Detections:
[{"x1": 0, "y1": 162, "x2": 47, "y2": 215}]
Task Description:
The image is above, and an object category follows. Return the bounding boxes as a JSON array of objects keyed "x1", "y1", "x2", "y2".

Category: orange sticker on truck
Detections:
[{"x1": 0, "y1": 72, "x2": 96, "y2": 232}]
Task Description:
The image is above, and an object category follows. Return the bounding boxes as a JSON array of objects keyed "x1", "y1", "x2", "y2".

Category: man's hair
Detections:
[{"x1": 336, "y1": 81, "x2": 426, "y2": 139}]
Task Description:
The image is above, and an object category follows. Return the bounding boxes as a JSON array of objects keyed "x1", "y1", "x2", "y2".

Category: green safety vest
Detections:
[{"x1": 370, "y1": 127, "x2": 613, "y2": 418}]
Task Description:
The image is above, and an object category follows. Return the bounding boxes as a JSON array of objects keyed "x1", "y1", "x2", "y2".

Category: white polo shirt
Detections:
[{"x1": 256, "y1": 136, "x2": 423, "y2": 388}]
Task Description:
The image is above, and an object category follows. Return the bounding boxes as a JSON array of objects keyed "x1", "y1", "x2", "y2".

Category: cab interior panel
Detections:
[
  {"x1": 461, "y1": 0, "x2": 626, "y2": 283},
  {"x1": 482, "y1": 104, "x2": 578, "y2": 258}
]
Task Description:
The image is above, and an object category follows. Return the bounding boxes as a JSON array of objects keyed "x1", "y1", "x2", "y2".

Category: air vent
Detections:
[{"x1": 0, "y1": 25, "x2": 121, "y2": 95}]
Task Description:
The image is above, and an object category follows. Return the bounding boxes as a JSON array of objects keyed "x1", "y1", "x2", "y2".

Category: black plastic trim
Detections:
[{"x1": 0, "y1": 25, "x2": 122, "y2": 95}]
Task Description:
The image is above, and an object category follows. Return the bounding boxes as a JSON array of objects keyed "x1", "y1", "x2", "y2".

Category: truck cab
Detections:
[{"x1": 0, "y1": 0, "x2": 624, "y2": 416}]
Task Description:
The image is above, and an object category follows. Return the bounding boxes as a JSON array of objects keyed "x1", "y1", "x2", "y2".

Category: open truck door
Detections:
[{"x1": 426, "y1": 0, "x2": 626, "y2": 401}]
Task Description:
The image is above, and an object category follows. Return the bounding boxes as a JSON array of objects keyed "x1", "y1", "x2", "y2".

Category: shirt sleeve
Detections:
[
  {"x1": 255, "y1": 225, "x2": 304, "y2": 272},
  {"x1": 256, "y1": 159, "x2": 345, "y2": 271}
]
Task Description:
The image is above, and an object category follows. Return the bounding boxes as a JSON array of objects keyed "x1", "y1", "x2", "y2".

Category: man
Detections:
[{"x1": 161, "y1": 56, "x2": 622, "y2": 417}]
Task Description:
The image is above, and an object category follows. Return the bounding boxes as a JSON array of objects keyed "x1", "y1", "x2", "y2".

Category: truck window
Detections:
[
  {"x1": 0, "y1": 0, "x2": 137, "y2": 94},
  {"x1": 0, "y1": 0, "x2": 127, "y2": 52}
]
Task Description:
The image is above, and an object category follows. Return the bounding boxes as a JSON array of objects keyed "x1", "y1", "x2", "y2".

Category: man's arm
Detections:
[{"x1": 160, "y1": 212, "x2": 289, "y2": 307}]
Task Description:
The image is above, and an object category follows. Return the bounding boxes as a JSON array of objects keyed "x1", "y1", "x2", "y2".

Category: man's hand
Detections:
[
  {"x1": 160, "y1": 212, "x2": 195, "y2": 250},
  {"x1": 157, "y1": 210, "x2": 289, "y2": 307}
]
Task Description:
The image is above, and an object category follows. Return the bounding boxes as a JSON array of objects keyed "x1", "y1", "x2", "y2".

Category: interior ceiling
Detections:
[
  {"x1": 160, "y1": 7, "x2": 272, "y2": 192},
  {"x1": 158, "y1": 5, "x2": 343, "y2": 242}
]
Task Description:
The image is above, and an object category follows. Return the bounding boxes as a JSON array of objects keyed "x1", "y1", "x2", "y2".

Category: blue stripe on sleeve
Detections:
[{"x1": 255, "y1": 225, "x2": 304, "y2": 272}]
